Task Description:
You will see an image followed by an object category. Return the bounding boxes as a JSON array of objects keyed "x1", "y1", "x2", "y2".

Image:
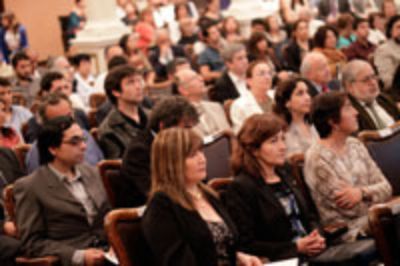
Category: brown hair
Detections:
[
  {"x1": 231, "y1": 114, "x2": 286, "y2": 177},
  {"x1": 246, "y1": 59, "x2": 268, "y2": 78},
  {"x1": 149, "y1": 127, "x2": 215, "y2": 210}
]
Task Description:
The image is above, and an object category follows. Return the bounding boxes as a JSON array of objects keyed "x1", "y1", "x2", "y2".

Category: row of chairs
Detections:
[{"x1": 4, "y1": 122, "x2": 400, "y2": 265}]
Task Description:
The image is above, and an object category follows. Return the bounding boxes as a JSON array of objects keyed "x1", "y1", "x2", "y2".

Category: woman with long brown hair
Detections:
[
  {"x1": 0, "y1": 11, "x2": 28, "y2": 63},
  {"x1": 142, "y1": 128, "x2": 262, "y2": 266}
]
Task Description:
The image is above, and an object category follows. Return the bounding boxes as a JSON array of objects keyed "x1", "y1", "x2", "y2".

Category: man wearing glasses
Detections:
[
  {"x1": 14, "y1": 116, "x2": 111, "y2": 266},
  {"x1": 342, "y1": 60, "x2": 400, "y2": 131}
]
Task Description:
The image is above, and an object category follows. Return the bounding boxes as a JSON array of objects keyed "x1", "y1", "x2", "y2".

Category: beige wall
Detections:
[{"x1": 4, "y1": 0, "x2": 73, "y2": 61}]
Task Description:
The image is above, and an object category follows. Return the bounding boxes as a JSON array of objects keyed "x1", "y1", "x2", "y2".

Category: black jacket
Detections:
[
  {"x1": 148, "y1": 45, "x2": 186, "y2": 81},
  {"x1": 142, "y1": 191, "x2": 238, "y2": 266},
  {"x1": 209, "y1": 71, "x2": 240, "y2": 104},
  {"x1": 283, "y1": 40, "x2": 313, "y2": 72},
  {"x1": 348, "y1": 93, "x2": 400, "y2": 131},
  {"x1": 119, "y1": 129, "x2": 154, "y2": 207},
  {"x1": 222, "y1": 166, "x2": 319, "y2": 261}
]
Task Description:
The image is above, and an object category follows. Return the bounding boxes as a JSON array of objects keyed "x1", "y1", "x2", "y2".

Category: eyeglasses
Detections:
[
  {"x1": 62, "y1": 136, "x2": 88, "y2": 146},
  {"x1": 353, "y1": 74, "x2": 378, "y2": 83},
  {"x1": 254, "y1": 70, "x2": 273, "y2": 77}
]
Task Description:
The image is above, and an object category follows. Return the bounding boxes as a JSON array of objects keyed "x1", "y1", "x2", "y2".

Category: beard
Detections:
[{"x1": 394, "y1": 36, "x2": 400, "y2": 44}]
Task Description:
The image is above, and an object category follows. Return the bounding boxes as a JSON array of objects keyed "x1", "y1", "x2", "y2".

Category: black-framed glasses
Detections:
[{"x1": 62, "y1": 135, "x2": 88, "y2": 146}]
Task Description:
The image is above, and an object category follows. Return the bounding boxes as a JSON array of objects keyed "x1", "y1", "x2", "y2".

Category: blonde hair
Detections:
[{"x1": 150, "y1": 128, "x2": 214, "y2": 210}]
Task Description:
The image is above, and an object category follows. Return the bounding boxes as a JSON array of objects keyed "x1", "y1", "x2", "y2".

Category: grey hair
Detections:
[
  {"x1": 221, "y1": 42, "x2": 246, "y2": 62},
  {"x1": 300, "y1": 52, "x2": 327, "y2": 77},
  {"x1": 341, "y1": 60, "x2": 371, "y2": 89}
]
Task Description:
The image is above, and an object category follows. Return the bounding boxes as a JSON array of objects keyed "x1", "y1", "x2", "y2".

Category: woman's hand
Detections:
[
  {"x1": 237, "y1": 251, "x2": 263, "y2": 266},
  {"x1": 296, "y1": 229, "x2": 326, "y2": 257}
]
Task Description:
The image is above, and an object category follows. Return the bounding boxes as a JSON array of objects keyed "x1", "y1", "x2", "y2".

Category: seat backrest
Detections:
[
  {"x1": 358, "y1": 127, "x2": 400, "y2": 195},
  {"x1": 105, "y1": 207, "x2": 152, "y2": 266},
  {"x1": 13, "y1": 144, "x2": 31, "y2": 171},
  {"x1": 203, "y1": 130, "x2": 234, "y2": 181},
  {"x1": 369, "y1": 197, "x2": 400, "y2": 266},
  {"x1": 89, "y1": 93, "x2": 107, "y2": 109},
  {"x1": 98, "y1": 160, "x2": 123, "y2": 208},
  {"x1": 287, "y1": 153, "x2": 320, "y2": 219}
]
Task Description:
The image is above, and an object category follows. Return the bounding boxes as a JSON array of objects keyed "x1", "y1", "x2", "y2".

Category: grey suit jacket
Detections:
[
  {"x1": 193, "y1": 100, "x2": 231, "y2": 137},
  {"x1": 14, "y1": 164, "x2": 111, "y2": 266}
]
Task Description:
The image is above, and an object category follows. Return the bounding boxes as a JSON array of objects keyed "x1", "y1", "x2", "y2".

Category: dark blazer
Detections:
[
  {"x1": 119, "y1": 129, "x2": 154, "y2": 207},
  {"x1": 148, "y1": 45, "x2": 186, "y2": 81},
  {"x1": 222, "y1": 166, "x2": 319, "y2": 261},
  {"x1": 14, "y1": 164, "x2": 111, "y2": 266},
  {"x1": 209, "y1": 71, "x2": 240, "y2": 104},
  {"x1": 348, "y1": 93, "x2": 400, "y2": 131},
  {"x1": 143, "y1": 191, "x2": 238, "y2": 266},
  {"x1": 318, "y1": 0, "x2": 351, "y2": 19},
  {"x1": 98, "y1": 107, "x2": 148, "y2": 159},
  {"x1": 305, "y1": 79, "x2": 341, "y2": 98}
]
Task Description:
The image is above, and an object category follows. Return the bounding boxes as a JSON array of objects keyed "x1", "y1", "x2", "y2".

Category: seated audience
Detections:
[
  {"x1": 247, "y1": 32, "x2": 281, "y2": 72},
  {"x1": 143, "y1": 127, "x2": 262, "y2": 266},
  {"x1": 283, "y1": 19, "x2": 311, "y2": 72},
  {"x1": 221, "y1": 16, "x2": 244, "y2": 43},
  {"x1": 300, "y1": 52, "x2": 336, "y2": 96},
  {"x1": 25, "y1": 93, "x2": 103, "y2": 173},
  {"x1": 10, "y1": 51, "x2": 40, "y2": 108},
  {"x1": 367, "y1": 12, "x2": 386, "y2": 46},
  {"x1": 210, "y1": 43, "x2": 249, "y2": 103},
  {"x1": 223, "y1": 114, "x2": 327, "y2": 261},
  {"x1": 71, "y1": 53, "x2": 97, "y2": 107},
  {"x1": 304, "y1": 91, "x2": 392, "y2": 241},
  {"x1": 0, "y1": 11, "x2": 28, "y2": 63},
  {"x1": 197, "y1": 21, "x2": 225, "y2": 83},
  {"x1": 280, "y1": 0, "x2": 311, "y2": 25},
  {"x1": 39, "y1": 71, "x2": 86, "y2": 112},
  {"x1": 264, "y1": 15, "x2": 288, "y2": 50},
  {"x1": 14, "y1": 116, "x2": 111, "y2": 266},
  {"x1": 0, "y1": 146, "x2": 24, "y2": 266},
  {"x1": 343, "y1": 18, "x2": 376, "y2": 61},
  {"x1": 94, "y1": 44, "x2": 124, "y2": 93},
  {"x1": 148, "y1": 28, "x2": 186, "y2": 82},
  {"x1": 230, "y1": 60, "x2": 274, "y2": 133},
  {"x1": 67, "y1": 0, "x2": 86, "y2": 40},
  {"x1": 312, "y1": 25, "x2": 347, "y2": 79},
  {"x1": 0, "y1": 77, "x2": 32, "y2": 137},
  {"x1": 0, "y1": 98, "x2": 22, "y2": 148},
  {"x1": 98, "y1": 65, "x2": 148, "y2": 158},
  {"x1": 342, "y1": 60, "x2": 400, "y2": 130},
  {"x1": 373, "y1": 15, "x2": 400, "y2": 90},
  {"x1": 24, "y1": 93, "x2": 89, "y2": 144},
  {"x1": 274, "y1": 77, "x2": 319, "y2": 157},
  {"x1": 134, "y1": 7, "x2": 155, "y2": 54},
  {"x1": 336, "y1": 13, "x2": 356, "y2": 49},
  {"x1": 120, "y1": 96, "x2": 198, "y2": 208},
  {"x1": 382, "y1": 0, "x2": 398, "y2": 21},
  {"x1": 175, "y1": 68, "x2": 231, "y2": 137}
]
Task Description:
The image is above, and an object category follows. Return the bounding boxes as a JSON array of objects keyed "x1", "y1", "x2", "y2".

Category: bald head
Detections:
[
  {"x1": 300, "y1": 52, "x2": 331, "y2": 85},
  {"x1": 175, "y1": 69, "x2": 206, "y2": 102}
]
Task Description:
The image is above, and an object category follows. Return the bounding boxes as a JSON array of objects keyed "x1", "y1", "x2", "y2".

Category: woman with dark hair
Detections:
[
  {"x1": 265, "y1": 15, "x2": 287, "y2": 48},
  {"x1": 274, "y1": 77, "x2": 318, "y2": 157},
  {"x1": 221, "y1": 16, "x2": 244, "y2": 43},
  {"x1": 0, "y1": 11, "x2": 28, "y2": 62},
  {"x1": 223, "y1": 113, "x2": 327, "y2": 262},
  {"x1": 142, "y1": 127, "x2": 262, "y2": 266},
  {"x1": 247, "y1": 32, "x2": 280, "y2": 70},
  {"x1": 312, "y1": 25, "x2": 347, "y2": 78},
  {"x1": 283, "y1": 19, "x2": 312, "y2": 72},
  {"x1": 0, "y1": 98, "x2": 21, "y2": 148},
  {"x1": 304, "y1": 91, "x2": 392, "y2": 241},
  {"x1": 337, "y1": 13, "x2": 356, "y2": 49}
]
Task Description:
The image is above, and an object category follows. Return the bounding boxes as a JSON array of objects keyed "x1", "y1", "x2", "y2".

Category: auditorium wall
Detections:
[{"x1": 4, "y1": 0, "x2": 73, "y2": 61}]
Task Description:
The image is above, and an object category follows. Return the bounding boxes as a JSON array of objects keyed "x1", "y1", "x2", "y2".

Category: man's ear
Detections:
[
  {"x1": 111, "y1": 88, "x2": 121, "y2": 99},
  {"x1": 49, "y1": 146, "x2": 57, "y2": 157}
]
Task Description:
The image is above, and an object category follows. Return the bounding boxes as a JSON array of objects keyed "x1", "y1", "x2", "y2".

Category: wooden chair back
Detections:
[
  {"x1": 368, "y1": 197, "x2": 400, "y2": 266},
  {"x1": 98, "y1": 160, "x2": 123, "y2": 208},
  {"x1": 13, "y1": 144, "x2": 31, "y2": 171},
  {"x1": 104, "y1": 207, "x2": 152, "y2": 266},
  {"x1": 89, "y1": 93, "x2": 106, "y2": 109}
]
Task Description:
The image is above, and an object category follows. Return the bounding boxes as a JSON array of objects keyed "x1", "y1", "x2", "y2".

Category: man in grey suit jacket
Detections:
[
  {"x1": 14, "y1": 116, "x2": 111, "y2": 266},
  {"x1": 175, "y1": 68, "x2": 231, "y2": 137}
]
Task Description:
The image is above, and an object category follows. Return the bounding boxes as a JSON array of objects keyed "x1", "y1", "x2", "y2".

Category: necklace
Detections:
[{"x1": 188, "y1": 189, "x2": 203, "y2": 200}]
